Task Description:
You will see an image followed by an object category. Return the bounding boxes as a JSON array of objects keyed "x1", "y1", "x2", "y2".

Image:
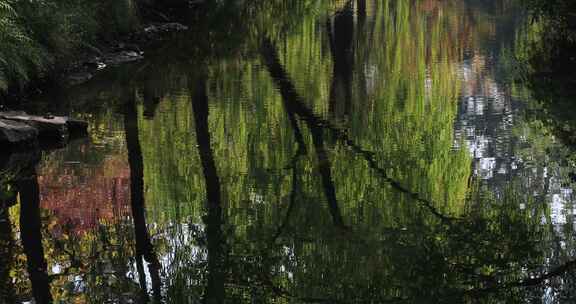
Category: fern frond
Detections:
[
  {"x1": 0, "y1": 0, "x2": 17, "y2": 17},
  {"x1": 0, "y1": 0, "x2": 51, "y2": 91}
]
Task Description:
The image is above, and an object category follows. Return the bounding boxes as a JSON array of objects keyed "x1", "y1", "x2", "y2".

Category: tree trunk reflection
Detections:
[
  {"x1": 260, "y1": 40, "x2": 347, "y2": 229},
  {"x1": 190, "y1": 75, "x2": 226, "y2": 304},
  {"x1": 328, "y1": 0, "x2": 355, "y2": 119},
  {"x1": 124, "y1": 90, "x2": 163, "y2": 303},
  {"x1": 16, "y1": 174, "x2": 53, "y2": 304}
]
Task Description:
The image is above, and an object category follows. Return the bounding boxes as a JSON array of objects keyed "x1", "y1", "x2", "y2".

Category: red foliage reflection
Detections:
[{"x1": 37, "y1": 154, "x2": 132, "y2": 235}]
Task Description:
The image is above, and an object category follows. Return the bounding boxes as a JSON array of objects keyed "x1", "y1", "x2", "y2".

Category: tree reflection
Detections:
[
  {"x1": 15, "y1": 172, "x2": 52, "y2": 304},
  {"x1": 124, "y1": 89, "x2": 162, "y2": 303},
  {"x1": 328, "y1": 0, "x2": 355, "y2": 119},
  {"x1": 258, "y1": 28, "x2": 576, "y2": 300},
  {"x1": 261, "y1": 39, "x2": 347, "y2": 230},
  {"x1": 190, "y1": 74, "x2": 226, "y2": 304},
  {"x1": 5, "y1": 1, "x2": 576, "y2": 303}
]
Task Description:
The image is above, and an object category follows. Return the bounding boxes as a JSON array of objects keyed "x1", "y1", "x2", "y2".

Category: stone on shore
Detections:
[
  {"x1": 103, "y1": 50, "x2": 144, "y2": 65},
  {"x1": 0, "y1": 119, "x2": 38, "y2": 144},
  {"x1": 0, "y1": 111, "x2": 88, "y2": 146},
  {"x1": 0, "y1": 111, "x2": 68, "y2": 138}
]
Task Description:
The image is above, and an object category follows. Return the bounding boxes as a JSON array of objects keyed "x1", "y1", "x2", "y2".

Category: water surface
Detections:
[{"x1": 2, "y1": 1, "x2": 576, "y2": 303}]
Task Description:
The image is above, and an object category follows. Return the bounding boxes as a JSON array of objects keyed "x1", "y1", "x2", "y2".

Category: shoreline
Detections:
[{"x1": 0, "y1": 22, "x2": 188, "y2": 109}]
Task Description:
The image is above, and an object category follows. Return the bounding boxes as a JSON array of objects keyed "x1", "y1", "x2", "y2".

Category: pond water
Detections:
[{"x1": 2, "y1": 0, "x2": 576, "y2": 303}]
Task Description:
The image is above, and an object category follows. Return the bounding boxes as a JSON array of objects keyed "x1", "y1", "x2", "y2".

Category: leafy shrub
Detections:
[
  {"x1": 0, "y1": 0, "x2": 46, "y2": 90},
  {"x1": 526, "y1": 0, "x2": 576, "y2": 38},
  {"x1": 0, "y1": 0, "x2": 140, "y2": 95}
]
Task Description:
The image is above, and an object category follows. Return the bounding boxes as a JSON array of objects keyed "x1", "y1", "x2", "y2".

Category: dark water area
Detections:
[{"x1": 2, "y1": 0, "x2": 576, "y2": 303}]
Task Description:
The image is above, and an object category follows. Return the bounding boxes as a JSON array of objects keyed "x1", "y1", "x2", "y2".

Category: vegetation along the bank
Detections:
[
  {"x1": 519, "y1": 0, "x2": 576, "y2": 146},
  {"x1": 0, "y1": 0, "x2": 192, "y2": 103}
]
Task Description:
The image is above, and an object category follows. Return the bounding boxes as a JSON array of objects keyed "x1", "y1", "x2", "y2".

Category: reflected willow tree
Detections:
[
  {"x1": 34, "y1": 0, "x2": 572, "y2": 302},
  {"x1": 136, "y1": 0, "x2": 472, "y2": 301},
  {"x1": 134, "y1": 0, "x2": 470, "y2": 301},
  {"x1": 260, "y1": 45, "x2": 576, "y2": 299},
  {"x1": 6, "y1": 0, "x2": 576, "y2": 303},
  {"x1": 262, "y1": 39, "x2": 348, "y2": 230}
]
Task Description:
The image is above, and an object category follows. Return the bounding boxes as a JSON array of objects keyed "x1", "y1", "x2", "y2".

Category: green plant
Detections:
[
  {"x1": 0, "y1": 0, "x2": 141, "y2": 95},
  {"x1": 0, "y1": 0, "x2": 46, "y2": 90}
]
